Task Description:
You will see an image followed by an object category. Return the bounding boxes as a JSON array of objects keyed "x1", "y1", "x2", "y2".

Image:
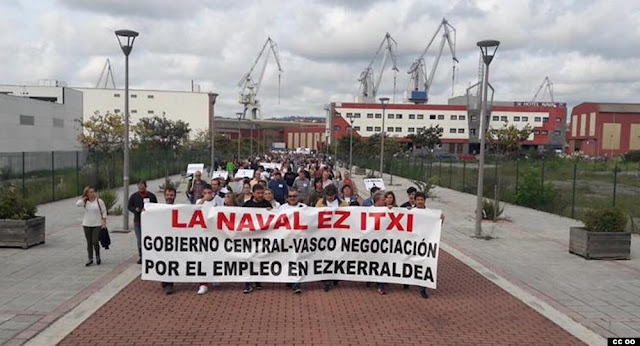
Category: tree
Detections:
[
  {"x1": 76, "y1": 111, "x2": 124, "y2": 153},
  {"x1": 132, "y1": 113, "x2": 191, "y2": 153},
  {"x1": 365, "y1": 133, "x2": 404, "y2": 157},
  {"x1": 487, "y1": 123, "x2": 533, "y2": 155},
  {"x1": 407, "y1": 125, "x2": 443, "y2": 150},
  {"x1": 188, "y1": 128, "x2": 233, "y2": 156}
]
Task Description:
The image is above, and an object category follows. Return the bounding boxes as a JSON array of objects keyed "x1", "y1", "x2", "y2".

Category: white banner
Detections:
[
  {"x1": 363, "y1": 178, "x2": 386, "y2": 191},
  {"x1": 235, "y1": 169, "x2": 254, "y2": 179},
  {"x1": 141, "y1": 205, "x2": 442, "y2": 288},
  {"x1": 186, "y1": 163, "x2": 205, "y2": 174},
  {"x1": 211, "y1": 171, "x2": 229, "y2": 180}
]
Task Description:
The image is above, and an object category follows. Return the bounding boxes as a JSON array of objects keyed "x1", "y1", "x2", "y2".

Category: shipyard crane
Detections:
[
  {"x1": 357, "y1": 32, "x2": 399, "y2": 103},
  {"x1": 532, "y1": 76, "x2": 554, "y2": 102},
  {"x1": 406, "y1": 18, "x2": 458, "y2": 104},
  {"x1": 95, "y1": 59, "x2": 116, "y2": 89},
  {"x1": 238, "y1": 37, "x2": 283, "y2": 119}
]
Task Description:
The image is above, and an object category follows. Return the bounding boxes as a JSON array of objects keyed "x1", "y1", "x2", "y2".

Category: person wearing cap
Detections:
[{"x1": 267, "y1": 172, "x2": 288, "y2": 205}]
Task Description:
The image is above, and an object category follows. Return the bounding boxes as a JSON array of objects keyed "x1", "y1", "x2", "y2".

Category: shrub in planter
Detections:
[
  {"x1": 569, "y1": 208, "x2": 631, "y2": 260},
  {"x1": 99, "y1": 189, "x2": 119, "y2": 215},
  {"x1": 0, "y1": 187, "x2": 37, "y2": 220},
  {"x1": 0, "y1": 186, "x2": 45, "y2": 248},
  {"x1": 482, "y1": 198, "x2": 505, "y2": 221}
]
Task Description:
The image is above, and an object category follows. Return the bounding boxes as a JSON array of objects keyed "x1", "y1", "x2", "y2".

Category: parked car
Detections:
[{"x1": 458, "y1": 154, "x2": 476, "y2": 161}]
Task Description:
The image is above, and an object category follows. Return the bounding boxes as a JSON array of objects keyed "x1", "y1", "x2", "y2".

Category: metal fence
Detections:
[
  {"x1": 351, "y1": 155, "x2": 640, "y2": 221},
  {"x1": 0, "y1": 149, "x2": 232, "y2": 205}
]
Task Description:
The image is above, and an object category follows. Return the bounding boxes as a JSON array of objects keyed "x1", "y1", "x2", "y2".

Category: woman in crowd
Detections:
[
  {"x1": 224, "y1": 192, "x2": 237, "y2": 207},
  {"x1": 236, "y1": 182, "x2": 253, "y2": 206},
  {"x1": 384, "y1": 191, "x2": 398, "y2": 207},
  {"x1": 264, "y1": 188, "x2": 281, "y2": 209},
  {"x1": 307, "y1": 179, "x2": 325, "y2": 207},
  {"x1": 341, "y1": 185, "x2": 362, "y2": 206},
  {"x1": 333, "y1": 170, "x2": 342, "y2": 185},
  {"x1": 75, "y1": 186, "x2": 107, "y2": 266}
]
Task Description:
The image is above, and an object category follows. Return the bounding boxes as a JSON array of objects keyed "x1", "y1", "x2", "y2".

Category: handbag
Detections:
[{"x1": 96, "y1": 199, "x2": 111, "y2": 250}]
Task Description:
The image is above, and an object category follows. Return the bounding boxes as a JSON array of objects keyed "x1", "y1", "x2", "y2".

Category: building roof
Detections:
[{"x1": 598, "y1": 103, "x2": 640, "y2": 113}]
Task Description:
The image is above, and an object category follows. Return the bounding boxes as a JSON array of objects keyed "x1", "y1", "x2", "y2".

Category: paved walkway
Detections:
[
  {"x1": 0, "y1": 175, "x2": 185, "y2": 346},
  {"x1": 349, "y1": 167, "x2": 640, "y2": 339},
  {"x1": 58, "y1": 251, "x2": 582, "y2": 346}
]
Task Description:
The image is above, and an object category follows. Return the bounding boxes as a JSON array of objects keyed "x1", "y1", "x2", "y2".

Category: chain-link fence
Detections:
[
  {"x1": 0, "y1": 149, "x2": 233, "y2": 205},
  {"x1": 350, "y1": 155, "x2": 640, "y2": 221}
]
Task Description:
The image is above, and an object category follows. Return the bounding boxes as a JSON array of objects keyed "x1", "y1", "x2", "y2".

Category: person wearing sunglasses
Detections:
[{"x1": 279, "y1": 188, "x2": 307, "y2": 293}]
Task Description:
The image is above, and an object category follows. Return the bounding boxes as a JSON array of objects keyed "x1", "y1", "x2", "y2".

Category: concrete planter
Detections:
[
  {"x1": 569, "y1": 226, "x2": 631, "y2": 260},
  {"x1": 0, "y1": 216, "x2": 46, "y2": 249}
]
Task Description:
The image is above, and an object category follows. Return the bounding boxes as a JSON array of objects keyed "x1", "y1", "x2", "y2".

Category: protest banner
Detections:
[
  {"x1": 363, "y1": 178, "x2": 386, "y2": 191},
  {"x1": 211, "y1": 171, "x2": 229, "y2": 180},
  {"x1": 141, "y1": 205, "x2": 442, "y2": 288},
  {"x1": 235, "y1": 169, "x2": 255, "y2": 179},
  {"x1": 186, "y1": 163, "x2": 205, "y2": 175}
]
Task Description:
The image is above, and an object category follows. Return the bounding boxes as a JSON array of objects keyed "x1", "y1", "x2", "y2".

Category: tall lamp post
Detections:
[
  {"x1": 115, "y1": 29, "x2": 139, "y2": 232},
  {"x1": 475, "y1": 40, "x2": 500, "y2": 238},
  {"x1": 379, "y1": 97, "x2": 390, "y2": 179},
  {"x1": 348, "y1": 114, "x2": 355, "y2": 176},
  {"x1": 250, "y1": 124, "x2": 254, "y2": 158},
  {"x1": 236, "y1": 112, "x2": 242, "y2": 160}
]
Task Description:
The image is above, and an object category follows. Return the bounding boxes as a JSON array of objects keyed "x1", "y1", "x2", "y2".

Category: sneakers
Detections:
[
  {"x1": 377, "y1": 287, "x2": 386, "y2": 295},
  {"x1": 243, "y1": 284, "x2": 254, "y2": 294},
  {"x1": 255, "y1": 283, "x2": 263, "y2": 290},
  {"x1": 85, "y1": 259, "x2": 93, "y2": 266},
  {"x1": 96, "y1": 256, "x2": 101, "y2": 265},
  {"x1": 165, "y1": 284, "x2": 174, "y2": 295},
  {"x1": 293, "y1": 287, "x2": 302, "y2": 294},
  {"x1": 420, "y1": 287, "x2": 429, "y2": 299},
  {"x1": 137, "y1": 258, "x2": 142, "y2": 264},
  {"x1": 197, "y1": 285, "x2": 209, "y2": 295}
]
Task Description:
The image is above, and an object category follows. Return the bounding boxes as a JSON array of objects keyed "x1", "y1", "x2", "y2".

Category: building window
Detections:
[
  {"x1": 470, "y1": 129, "x2": 476, "y2": 135},
  {"x1": 451, "y1": 115, "x2": 457, "y2": 120},
  {"x1": 437, "y1": 114, "x2": 444, "y2": 120},
  {"x1": 387, "y1": 127, "x2": 394, "y2": 132},
  {"x1": 148, "y1": 110, "x2": 154, "y2": 114},
  {"x1": 375, "y1": 113, "x2": 381, "y2": 119},
  {"x1": 53, "y1": 118, "x2": 64, "y2": 128},
  {"x1": 114, "y1": 109, "x2": 121, "y2": 113},
  {"x1": 459, "y1": 115, "x2": 466, "y2": 120},
  {"x1": 395, "y1": 127, "x2": 401, "y2": 132},
  {"x1": 500, "y1": 116, "x2": 508, "y2": 122},
  {"x1": 543, "y1": 117, "x2": 549, "y2": 123},
  {"x1": 534, "y1": 130, "x2": 541, "y2": 135},
  {"x1": 492, "y1": 116, "x2": 499, "y2": 121},
  {"x1": 417, "y1": 114, "x2": 424, "y2": 120},
  {"x1": 522, "y1": 116, "x2": 529, "y2": 122},
  {"x1": 147, "y1": 95, "x2": 154, "y2": 99},
  {"x1": 367, "y1": 113, "x2": 373, "y2": 118},
  {"x1": 114, "y1": 93, "x2": 121, "y2": 98},
  {"x1": 366, "y1": 126, "x2": 373, "y2": 132},
  {"x1": 541, "y1": 130, "x2": 549, "y2": 135},
  {"x1": 396, "y1": 114, "x2": 402, "y2": 119},
  {"x1": 514, "y1": 116, "x2": 520, "y2": 121},
  {"x1": 388, "y1": 114, "x2": 394, "y2": 119},
  {"x1": 374, "y1": 126, "x2": 381, "y2": 132},
  {"x1": 534, "y1": 117, "x2": 541, "y2": 122},
  {"x1": 354, "y1": 126, "x2": 361, "y2": 131},
  {"x1": 131, "y1": 109, "x2": 137, "y2": 114},
  {"x1": 458, "y1": 128, "x2": 465, "y2": 133},
  {"x1": 131, "y1": 94, "x2": 137, "y2": 98},
  {"x1": 333, "y1": 125, "x2": 341, "y2": 131},
  {"x1": 555, "y1": 117, "x2": 562, "y2": 122},
  {"x1": 354, "y1": 113, "x2": 361, "y2": 118},
  {"x1": 554, "y1": 130, "x2": 562, "y2": 136},
  {"x1": 409, "y1": 114, "x2": 415, "y2": 119},
  {"x1": 429, "y1": 114, "x2": 436, "y2": 120},
  {"x1": 19, "y1": 115, "x2": 35, "y2": 125},
  {"x1": 449, "y1": 128, "x2": 457, "y2": 133},
  {"x1": 408, "y1": 127, "x2": 415, "y2": 133},
  {"x1": 346, "y1": 112, "x2": 352, "y2": 118}
]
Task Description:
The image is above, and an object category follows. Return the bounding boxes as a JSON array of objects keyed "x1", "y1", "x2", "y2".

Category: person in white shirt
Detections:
[
  {"x1": 264, "y1": 188, "x2": 281, "y2": 209},
  {"x1": 279, "y1": 188, "x2": 306, "y2": 293},
  {"x1": 76, "y1": 186, "x2": 107, "y2": 266},
  {"x1": 195, "y1": 184, "x2": 220, "y2": 296}
]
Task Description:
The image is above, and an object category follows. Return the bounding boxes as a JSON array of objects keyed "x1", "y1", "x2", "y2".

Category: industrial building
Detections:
[
  {"x1": 329, "y1": 100, "x2": 567, "y2": 154},
  {"x1": 567, "y1": 103, "x2": 640, "y2": 157}
]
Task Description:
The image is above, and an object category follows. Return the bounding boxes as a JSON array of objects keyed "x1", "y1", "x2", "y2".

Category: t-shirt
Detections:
[
  {"x1": 284, "y1": 171, "x2": 297, "y2": 187},
  {"x1": 279, "y1": 202, "x2": 306, "y2": 210},
  {"x1": 325, "y1": 199, "x2": 339, "y2": 208},
  {"x1": 243, "y1": 199, "x2": 272, "y2": 208},
  {"x1": 400, "y1": 201, "x2": 414, "y2": 208}
]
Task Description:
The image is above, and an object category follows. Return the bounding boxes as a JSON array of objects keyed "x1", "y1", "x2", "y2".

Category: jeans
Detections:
[
  {"x1": 83, "y1": 226, "x2": 101, "y2": 260},
  {"x1": 134, "y1": 223, "x2": 142, "y2": 258}
]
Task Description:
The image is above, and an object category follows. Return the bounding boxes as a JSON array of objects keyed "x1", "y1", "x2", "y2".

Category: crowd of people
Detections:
[{"x1": 76, "y1": 153, "x2": 442, "y2": 299}]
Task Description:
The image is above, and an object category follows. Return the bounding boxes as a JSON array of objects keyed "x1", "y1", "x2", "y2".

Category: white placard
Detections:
[
  {"x1": 186, "y1": 163, "x2": 205, "y2": 175},
  {"x1": 211, "y1": 171, "x2": 229, "y2": 180},
  {"x1": 235, "y1": 169, "x2": 255, "y2": 179},
  {"x1": 363, "y1": 178, "x2": 386, "y2": 191},
  {"x1": 141, "y1": 205, "x2": 442, "y2": 288}
]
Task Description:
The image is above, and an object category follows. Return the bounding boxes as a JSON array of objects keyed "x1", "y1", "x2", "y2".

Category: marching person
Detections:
[
  {"x1": 292, "y1": 169, "x2": 312, "y2": 202},
  {"x1": 314, "y1": 184, "x2": 347, "y2": 292},
  {"x1": 306, "y1": 179, "x2": 325, "y2": 207},
  {"x1": 241, "y1": 184, "x2": 272, "y2": 293},
  {"x1": 362, "y1": 186, "x2": 381, "y2": 207},
  {"x1": 371, "y1": 191, "x2": 390, "y2": 295},
  {"x1": 412, "y1": 191, "x2": 445, "y2": 299},
  {"x1": 268, "y1": 172, "x2": 288, "y2": 205},
  {"x1": 339, "y1": 170, "x2": 356, "y2": 194},
  {"x1": 236, "y1": 182, "x2": 253, "y2": 206},
  {"x1": 128, "y1": 180, "x2": 157, "y2": 264},
  {"x1": 400, "y1": 187, "x2": 417, "y2": 208},
  {"x1": 384, "y1": 191, "x2": 398, "y2": 207},
  {"x1": 161, "y1": 187, "x2": 177, "y2": 295},
  {"x1": 188, "y1": 170, "x2": 207, "y2": 204},
  {"x1": 264, "y1": 188, "x2": 281, "y2": 209},
  {"x1": 341, "y1": 185, "x2": 362, "y2": 206},
  {"x1": 279, "y1": 188, "x2": 306, "y2": 294},
  {"x1": 76, "y1": 186, "x2": 107, "y2": 266}
]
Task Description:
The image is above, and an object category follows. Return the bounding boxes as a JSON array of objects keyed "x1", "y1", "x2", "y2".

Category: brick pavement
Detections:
[{"x1": 58, "y1": 251, "x2": 583, "y2": 346}]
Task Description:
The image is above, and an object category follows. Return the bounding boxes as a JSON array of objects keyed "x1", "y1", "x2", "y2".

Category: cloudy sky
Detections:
[{"x1": 1, "y1": 0, "x2": 639, "y2": 119}]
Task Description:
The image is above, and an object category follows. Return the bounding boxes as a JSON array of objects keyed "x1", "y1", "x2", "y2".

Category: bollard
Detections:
[{"x1": 571, "y1": 162, "x2": 577, "y2": 218}]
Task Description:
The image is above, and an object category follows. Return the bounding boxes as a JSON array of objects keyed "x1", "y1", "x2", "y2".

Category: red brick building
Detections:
[{"x1": 567, "y1": 103, "x2": 640, "y2": 157}]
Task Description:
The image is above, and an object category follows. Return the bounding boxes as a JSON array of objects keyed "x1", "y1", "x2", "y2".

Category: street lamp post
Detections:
[
  {"x1": 250, "y1": 124, "x2": 254, "y2": 158},
  {"x1": 115, "y1": 29, "x2": 139, "y2": 232},
  {"x1": 475, "y1": 40, "x2": 500, "y2": 238},
  {"x1": 236, "y1": 112, "x2": 242, "y2": 160},
  {"x1": 348, "y1": 114, "x2": 354, "y2": 176},
  {"x1": 379, "y1": 97, "x2": 390, "y2": 179}
]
